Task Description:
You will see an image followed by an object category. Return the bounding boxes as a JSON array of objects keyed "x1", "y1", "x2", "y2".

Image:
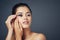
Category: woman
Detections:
[{"x1": 5, "y1": 3, "x2": 46, "y2": 40}]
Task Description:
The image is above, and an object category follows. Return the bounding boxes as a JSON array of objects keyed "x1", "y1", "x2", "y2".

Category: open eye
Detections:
[
  {"x1": 27, "y1": 14, "x2": 31, "y2": 16},
  {"x1": 27, "y1": 13, "x2": 31, "y2": 16}
]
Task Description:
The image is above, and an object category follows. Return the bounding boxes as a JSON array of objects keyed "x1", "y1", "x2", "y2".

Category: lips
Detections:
[{"x1": 23, "y1": 21, "x2": 29, "y2": 24}]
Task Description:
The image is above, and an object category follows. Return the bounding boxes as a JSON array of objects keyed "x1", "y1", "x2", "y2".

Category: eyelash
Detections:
[
  {"x1": 27, "y1": 14, "x2": 31, "y2": 16},
  {"x1": 18, "y1": 14, "x2": 31, "y2": 17},
  {"x1": 18, "y1": 14, "x2": 23, "y2": 17}
]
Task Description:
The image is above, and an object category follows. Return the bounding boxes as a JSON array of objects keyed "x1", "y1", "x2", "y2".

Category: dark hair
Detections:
[{"x1": 12, "y1": 3, "x2": 32, "y2": 15}]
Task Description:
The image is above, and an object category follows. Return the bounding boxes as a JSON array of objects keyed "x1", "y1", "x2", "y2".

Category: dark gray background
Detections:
[{"x1": 0, "y1": 0, "x2": 60, "y2": 40}]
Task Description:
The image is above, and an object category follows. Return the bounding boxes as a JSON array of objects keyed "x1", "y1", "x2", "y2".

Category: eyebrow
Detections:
[
  {"x1": 17, "y1": 12, "x2": 31, "y2": 14},
  {"x1": 26, "y1": 12, "x2": 31, "y2": 13},
  {"x1": 17, "y1": 12, "x2": 22, "y2": 15}
]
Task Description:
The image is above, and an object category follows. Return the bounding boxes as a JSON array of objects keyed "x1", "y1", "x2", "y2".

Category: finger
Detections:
[
  {"x1": 5, "y1": 15, "x2": 16, "y2": 29},
  {"x1": 17, "y1": 16, "x2": 23, "y2": 31},
  {"x1": 6, "y1": 15, "x2": 16, "y2": 23},
  {"x1": 14, "y1": 17, "x2": 20, "y2": 31},
  {"x1": 18, "y1": 21, "x2": 23, "y2": 31}
]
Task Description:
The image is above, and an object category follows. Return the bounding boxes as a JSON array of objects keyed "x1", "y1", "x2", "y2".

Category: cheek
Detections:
[
  {"x1": 18, "y1": 17, "x2": 23, "y2": 24},
  {"x1": 28, "y1": 17, "x2": 32, "y2": 24}
]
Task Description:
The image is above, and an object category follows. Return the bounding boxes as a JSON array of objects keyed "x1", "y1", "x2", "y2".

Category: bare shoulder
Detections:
[
  {"x1": 32, "y1": 32, "x2": 46, "y2": 40},
  {"x1": 38, "y1": 33, "x2": 46, "y2": 40}
]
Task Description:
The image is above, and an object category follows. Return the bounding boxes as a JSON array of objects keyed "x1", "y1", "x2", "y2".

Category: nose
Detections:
[{"x1": 23, "y1": 16, "x2": 28, "y2": 20}]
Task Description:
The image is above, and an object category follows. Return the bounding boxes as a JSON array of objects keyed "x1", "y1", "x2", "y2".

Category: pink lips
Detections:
[{"x1": 23, "y1": 21, "x2": 29, "y2": 24}]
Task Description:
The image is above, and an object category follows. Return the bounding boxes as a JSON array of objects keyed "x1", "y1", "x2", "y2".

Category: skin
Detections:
[{"x1": 5, "y1": 6, "x2": 46, "y2": 40}]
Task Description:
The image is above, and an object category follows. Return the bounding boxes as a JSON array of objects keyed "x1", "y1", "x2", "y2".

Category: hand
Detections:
[
  {"x1": 5, "y1": 15, "x2": 16, "y2": 30},
  {"x1": 13, "y1": 16, "x2": 23, "y2": 40},
  {"x1": 5, "y1": 15, "x2": 16, "y2": 40}
]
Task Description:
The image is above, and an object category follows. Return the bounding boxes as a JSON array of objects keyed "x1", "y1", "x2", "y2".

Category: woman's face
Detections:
[{"x1": 15, "y1": 6, "x2": 32, "y2": 28}]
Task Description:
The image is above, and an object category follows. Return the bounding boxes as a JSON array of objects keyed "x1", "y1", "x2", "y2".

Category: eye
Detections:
[
  {"x1": 18, "y1": 14, "x2": 23, "y2": 17},
  {"x1": 27, "y1": 13, "x2": 31, "y2": 16},
  {"x1": 17, "y1": 12, "x2": 23, "y2": 17}
]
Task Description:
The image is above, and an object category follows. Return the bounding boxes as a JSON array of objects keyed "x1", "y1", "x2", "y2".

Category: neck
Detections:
[{"x1": 23, "y1": 27, "x2": 32, "y2": 37}]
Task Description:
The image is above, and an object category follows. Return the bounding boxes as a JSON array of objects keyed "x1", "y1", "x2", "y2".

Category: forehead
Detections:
[{"x1": 16, "y1": 6, "x2": 30, "y2": 14}]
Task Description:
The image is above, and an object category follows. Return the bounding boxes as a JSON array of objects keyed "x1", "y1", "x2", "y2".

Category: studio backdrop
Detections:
[{"x1": 0, "y1": 0, "x2": 60, "y2": 40}]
